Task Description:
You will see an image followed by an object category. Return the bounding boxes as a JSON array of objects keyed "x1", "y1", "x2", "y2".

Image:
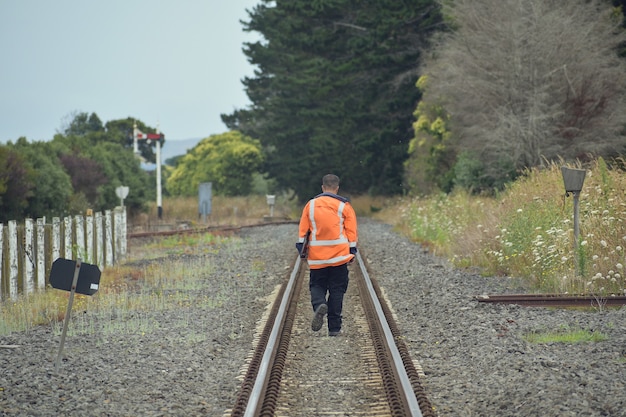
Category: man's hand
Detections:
[
  {"x1": 296, "y1": 242, "x2": 304, "y2": 255},
  {"x1": 348, "y1": 247, "x2": 357, "y2": 264}
]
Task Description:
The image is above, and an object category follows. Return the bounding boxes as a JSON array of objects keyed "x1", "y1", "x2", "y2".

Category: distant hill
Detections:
[{"x1": 161, "y1": 137, "x2": 202, "y2": 164}]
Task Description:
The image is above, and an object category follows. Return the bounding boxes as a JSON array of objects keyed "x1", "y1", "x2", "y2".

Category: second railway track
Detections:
[{"x1": 227, "y1": 251, "x2": 435, "y2": 417}]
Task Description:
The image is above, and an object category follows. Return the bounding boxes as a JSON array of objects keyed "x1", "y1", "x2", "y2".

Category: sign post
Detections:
[
  {"x1": 50, "y1": 258, "x2": 101, "y2": 371},
  {"x1": 561, "y1": 166, "x2": 587, "y2": 276},
  {"x1": 561, "y1": 166, "x2": 586, "y2": 250},
  {"x1": 198, "y1": 182, "x2": 212, "y2": 223},
  {"x1": 266, "y1": 195, "x2": 276, "y2": 217},
  {"x1": 115, "y1": 186, "x2": 129, "y2": 207}
]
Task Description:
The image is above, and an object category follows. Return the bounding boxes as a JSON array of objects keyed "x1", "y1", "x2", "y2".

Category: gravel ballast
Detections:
[{"x1": 1, "y1": 219, "x2": 625, "y2": 416}]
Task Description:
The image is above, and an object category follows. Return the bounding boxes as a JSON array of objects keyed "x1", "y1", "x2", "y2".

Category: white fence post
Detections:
[
  {"x1": 36, "y1": 217, "x2": 46, "y2": 290},
  {"x1": 75, "y1": 215, "x2": 85, "y2": 261},
  {"x1": 8, "y1": 220, "x2": 18, "y2": 300},
  {"x1": 121, "y1": 208, "x2": 127, "y2": 257},
  {"x1": 96, "y1": 212, "x2": 104, "y2": 268},
  {"x1": 105, "y1": 210, "x2": 113, "y2": 267},
  {"x1": 86, "y1": 214, "x2": 94, "y2": 266},
  {"x1": 24, "y1": 218, "x2": 35, "y2": 295},
  {"x1": 64, "y1": 216, "x2": 72, "y2": 260},
  {"x1": 52, "y1": 217, "x2": 60, "y2": 263},
  {"x1": 114, "y1": 207, "x2": 127, "y2": 261}
]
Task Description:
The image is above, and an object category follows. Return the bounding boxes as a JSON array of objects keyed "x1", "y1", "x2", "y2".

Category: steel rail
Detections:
[
  {"x1": 242, "y1": 256, "x2": 303, "y2": 417},
  {"x1": 475, "y1": 293, "x2": 626, "y2": 307},
  {"x1": 355, "y1": 251, "x2": 424, "y2": 417}
]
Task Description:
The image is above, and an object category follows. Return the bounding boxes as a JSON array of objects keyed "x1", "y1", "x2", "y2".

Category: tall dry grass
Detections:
[
  {"x1": 376, "y1": 158, "x2": 626, "y2": 295},
  {"x1": 132, "y1": 194, "x2": 298, "y2": 230}
]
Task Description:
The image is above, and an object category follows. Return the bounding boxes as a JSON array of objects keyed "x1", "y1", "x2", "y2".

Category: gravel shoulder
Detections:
[
  {"x1": 359, "y1": 219, "x2": 626, "y2": 417},
  {"x1": 1, "y1": 219, "x2": 625, "y2": 417}
]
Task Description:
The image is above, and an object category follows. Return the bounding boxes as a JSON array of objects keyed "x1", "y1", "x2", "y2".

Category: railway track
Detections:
[{"x1": 226, "y1": 251, "x2": 435, "y2": 417}]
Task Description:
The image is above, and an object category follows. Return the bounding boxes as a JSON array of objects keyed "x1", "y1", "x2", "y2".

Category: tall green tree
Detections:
[
  {"x1": 166, "y1": 131, "x2": 263, "y2": 196},
  {"x1": 105, "y1": 117, "x2": 163, "y2": 164},
  {"x1": 61, "y1": 112, "x2": 163, "y2": 164},
  {"x1": 62, "y1": 111, "x2": 104, "y2": 136},
  {"x1": 9, "y1": 138, "x2": 73, "y2": 219},
  {"x1": 51, "y1": 113, "x2": 156, "y2": 213},
  {"x1": 86, "y1": 141, "x2": 154, "y2": 212},
  {"x1": 0, "y1": 144, "x2": 34, "y2": 222},
  {"x1": 223, "y1": 0, "x2": 442, "y2": 200}
]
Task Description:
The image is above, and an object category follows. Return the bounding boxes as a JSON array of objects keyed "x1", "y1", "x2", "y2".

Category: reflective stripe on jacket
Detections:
[{"x1": 298, "y1": 193, "x2": 358, "y2": 269}]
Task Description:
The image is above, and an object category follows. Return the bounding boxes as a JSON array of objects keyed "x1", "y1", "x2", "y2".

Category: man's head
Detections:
[{"x1": 322, "y1": 174, "x2": 340, "y2": 193}]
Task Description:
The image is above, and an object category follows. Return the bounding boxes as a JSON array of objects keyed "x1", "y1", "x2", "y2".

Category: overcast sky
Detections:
[{"x1": 0, "y1": 0, "x2": 261, "y2": 142}]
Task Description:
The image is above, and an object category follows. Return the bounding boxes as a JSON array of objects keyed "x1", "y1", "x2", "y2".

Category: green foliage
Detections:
[
  {"x1": 63, "y1": 111, "x2": 104, "y2": 136},
  {"x1": 453, "y1": 152, "x2": 519, "y2": 194},
  {"x1": 84, "y1": 141, "x2": 153, "y2": 214},
  {"x1": 58, "y1": 152, "x2": 108, "y2": 209},
  {"x1": 105, "y1": 117, "x2": 162, "y2": 164},
  {"x1": 406, "y1": 86, "x2": 456, "y2": 194},
  {"x1": 452, "y1": 152, "x2": 483, "y2": 190},
  {"x1": 0, "y1": 144, "x2": 34, "y2": 222},
  {"x1": 166, "y1": 131, "x2": 264, "y2": 196},
  {"x1": 223, "y1": 0, "x2": 443, "y2": 201},
  {"x1": 8, "y1": 138, "x2": 73, "y2": 219},
  {"x1": 54, "y1": 113, "x2": 156, "y2": 214}
]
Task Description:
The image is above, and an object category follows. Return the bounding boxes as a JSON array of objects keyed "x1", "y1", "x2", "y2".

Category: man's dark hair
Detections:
[{"x1": 322, "y1": 174, "x2": 340, "y2": 188}]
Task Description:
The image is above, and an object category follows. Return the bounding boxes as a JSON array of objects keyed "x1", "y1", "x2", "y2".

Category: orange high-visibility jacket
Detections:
[{"x1": 298, "y1": 192, "x2": 358, "y2": 269}]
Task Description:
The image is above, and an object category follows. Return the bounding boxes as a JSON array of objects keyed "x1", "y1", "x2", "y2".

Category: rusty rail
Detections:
[{"x1": 475, "y1": 293, "x2": 626, "y2": 307}]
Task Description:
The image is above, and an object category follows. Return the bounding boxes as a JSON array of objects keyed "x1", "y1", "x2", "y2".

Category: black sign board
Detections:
[{"x1": 50, "y1": 258, "x2": 101, "y2": 296}]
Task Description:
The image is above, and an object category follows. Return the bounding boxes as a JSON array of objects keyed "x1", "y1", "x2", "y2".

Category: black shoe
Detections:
[
  {"x1": 328, "y1": 330, "x2": 341, "y2": 337},
  {"x1": 311, "y1": 304, "x2": 328, "y2": 331}
]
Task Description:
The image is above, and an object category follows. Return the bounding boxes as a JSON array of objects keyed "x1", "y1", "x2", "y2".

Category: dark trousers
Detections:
[{"x1": 309, "y1": 263, "x2": 349, "y2": 332}]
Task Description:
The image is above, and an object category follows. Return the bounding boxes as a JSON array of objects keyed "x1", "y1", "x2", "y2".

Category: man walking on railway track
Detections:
[{"x1": 296, "y1": 173, "x2": 358, "y2": 337}]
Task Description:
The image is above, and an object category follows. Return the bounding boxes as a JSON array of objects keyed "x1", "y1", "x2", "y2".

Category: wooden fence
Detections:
[{"x1": 0, "y1": 207, "x2": 127, "y2": 301}]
